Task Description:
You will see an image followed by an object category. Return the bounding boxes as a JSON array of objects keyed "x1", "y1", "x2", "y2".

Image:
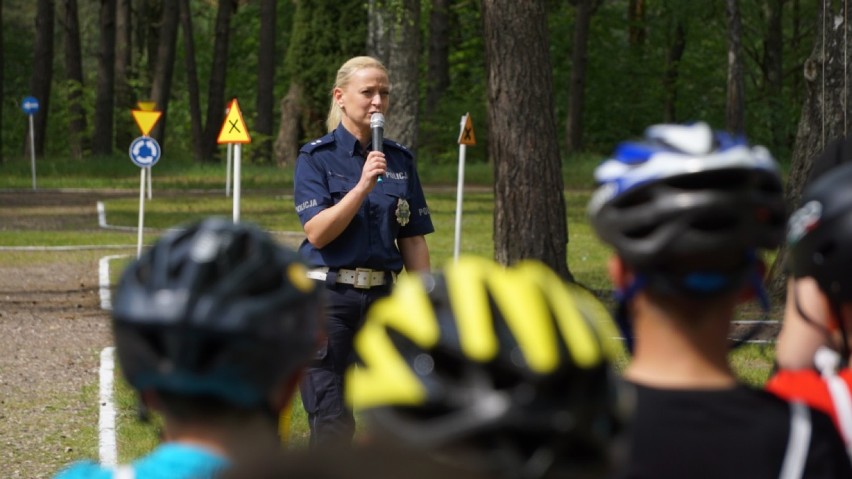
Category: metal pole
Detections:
[
  {"x1": 226, "y1": 143, "x2": 233, "y2": 197},
  {"x1": 233, "y1": 144, "x2": 241, "y2": 222},
  {"x1": 146, "y1": 166, "x2": 152, "y2": 200},
  {"x1": 453, "y1": 115, "x2": 467, "y2": 261},
  {"x1": 137, "y1": 168, "x2": 146, "y2": 258},
  {"x1": 29, "y1": 114, "x2": 37, "y2": 191}
]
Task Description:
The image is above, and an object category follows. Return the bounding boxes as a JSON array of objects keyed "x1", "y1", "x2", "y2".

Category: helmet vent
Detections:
[
  {"x1": 665, "y1": 169, "x2": 750, "y2": 191},
  {"x1": 689, "y1": 214, "x2": 739, "y2": 232}
]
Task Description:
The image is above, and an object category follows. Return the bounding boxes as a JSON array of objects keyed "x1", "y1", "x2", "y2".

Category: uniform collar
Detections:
[{"x1": 334, "y1": 123, "x2": 367, "y2": 157}]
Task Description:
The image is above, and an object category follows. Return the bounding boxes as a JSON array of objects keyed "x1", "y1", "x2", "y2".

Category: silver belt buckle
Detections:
[{"x1": 354, "y1": 268, "x2": 372, "y2": 289}]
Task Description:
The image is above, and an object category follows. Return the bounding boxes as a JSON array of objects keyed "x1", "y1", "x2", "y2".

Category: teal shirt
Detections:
[{"x1": 54, "y1": 443, "x2": 229, "y2": 479}]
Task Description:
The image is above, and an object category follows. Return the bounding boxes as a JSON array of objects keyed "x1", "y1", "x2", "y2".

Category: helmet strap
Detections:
[{"x1": 614, "y1": 274, "x2": 647, "y2": 354}]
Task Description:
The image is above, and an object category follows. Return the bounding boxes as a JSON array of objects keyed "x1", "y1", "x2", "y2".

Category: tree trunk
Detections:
[
  {"x1": 254, "y1": 0, "x2": 277, "y2": 164},
  {"x1": 565, "y1": 0, "x2": 601, "y2": 154},
  {"x1": 202, "y1": 0, "x2": 237, "y2": 163},
  {"x1": 274, "y1": 83, "x2": 303, "y2": 167},
  {"x1": 62, "y1": 0, "x2": 86, "y2": 159},
  {"x1": 28, "y1": 0, "x2": 55, "y2": 158},
  {"x1": 768, "y1": 2, "x2": 852, "y2": 298},
  {"x1": 179, "y1": 0, "x2": 203, "y2": 162},
  {"x1": 148, "y1": 0, "x2": 179, "y2": 146},
  {"x1": 663, "y1": 21, "x2": 686, "y2": 123},
  {"x1": 367, "y1": 0, "x2": 390, "y2": 64},
  {"x1": 628, "y1": 0, "x2": 645, "y2": 47},
  {"x1": 725, "y1": 0, "x2": 745, "y2": 134},
  {"x1": 114, "y1": 0, "x2": 134, "y2": 151},
  {"x1": 425, "y1": 0, "x2": 450, "y2": 114},
  {"x1": 144, "y1": 0, "x2": 162, "y2": 87},
  {"x1": 0, "y1": 0, "x2": 3, "y2": 164},
  {"x1": 368, "y1": 0, "x2": 420, "y2": 150},
  {"x1": 387, "y1": 0, "x2": 420, "y2": 150},
  {"x1": 481, "y1": 0, "x2": 573, "y2": 280},
  {"x1": 92, "y1": 0, "x2": 116, "y2": 155},
  {"x1": 763, "y1": 0, "x2": 784, "y2": 147}
]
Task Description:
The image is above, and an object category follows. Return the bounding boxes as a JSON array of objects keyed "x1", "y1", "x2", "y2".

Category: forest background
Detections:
[{"x1": 1, "y1": 0, "x2": 848, "y2": 288}]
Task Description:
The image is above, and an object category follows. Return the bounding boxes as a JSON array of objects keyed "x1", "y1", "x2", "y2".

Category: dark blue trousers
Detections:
[{"x1": 299, "y1": 281, "x2": 391, "y2": 446}]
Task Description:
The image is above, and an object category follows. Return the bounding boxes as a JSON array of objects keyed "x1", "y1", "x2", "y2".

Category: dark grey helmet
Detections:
[
  {"x1": 788, "y1": 162, "x2": 852, "y2": 303},
  {"x1": 112, "y1": 217, "x2": 323, "y2": 409}
]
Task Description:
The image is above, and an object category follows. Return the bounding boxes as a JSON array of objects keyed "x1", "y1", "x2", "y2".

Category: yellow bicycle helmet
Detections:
[{"x1": 346, "y1": 256, "x2": 631, "y2": 478}]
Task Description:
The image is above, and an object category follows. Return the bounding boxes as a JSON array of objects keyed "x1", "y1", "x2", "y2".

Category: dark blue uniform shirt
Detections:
[{"x1": 294, "y1": 124, "x2": 434, "y2": 272}]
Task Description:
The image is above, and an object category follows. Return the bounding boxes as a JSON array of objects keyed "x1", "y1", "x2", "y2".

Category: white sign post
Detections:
[
  {"x1": 137, "y1": 168, "x2": 146, "y2": 258},
  {"x1": 454, "y1": 113, "x2": 477, "y2": 261},
  {"x1": 217, "y1": 98, "x2": 252, "y2": 222},
  {"x1": 21, "y1": 96, "x2": 39, "y2": 191},
  {"x1": 129, "y1": 136, "x2": 161, "y2": 257},
  {"x1": 226, "y1": 143, "x2": 233, "y2": 197},
  {"x1": 146, "y1": 167, "x2": 153, "y2": 200},
  {"x1": 233, "y1": 145, "x2": 242, "y2": 221}
]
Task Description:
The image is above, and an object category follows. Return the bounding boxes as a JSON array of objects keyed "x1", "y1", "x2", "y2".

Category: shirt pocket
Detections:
[
  {"x1": 380, "y1": 180, "x2": 410, "y2": 228},
  {"x1": 328, "y1": 174, "x2": 356, "y2": 204}
]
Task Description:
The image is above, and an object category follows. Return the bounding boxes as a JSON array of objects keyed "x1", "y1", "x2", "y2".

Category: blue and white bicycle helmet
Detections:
[
  {"x1": 112, "y1": 218, "x2": 323, "y2": 410},
  {"x1": 588, "y1": 122, "x2": 786, "y2": 295}
]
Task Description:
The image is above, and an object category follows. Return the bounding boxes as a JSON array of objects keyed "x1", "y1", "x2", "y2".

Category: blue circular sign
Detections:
[
  {"x1": 21, "y1": 96, "x2": 39, "y2": 115},
  {"x1": 129, "y1": 136, "x2": 161, "y2": 168}
]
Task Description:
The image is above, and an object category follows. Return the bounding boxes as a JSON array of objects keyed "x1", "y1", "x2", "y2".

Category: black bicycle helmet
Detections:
[
  {"x1": 346, "y1": 256, "x2": 631, "y2": 479},
  {"x1": 588, "y1": 122, "x2": 786, "y2": 295},
  {"x1": 788, "y1": 162, "x2": 852, "y2": 303},
  {"x1": 112, "y1": 217, "x2": 323, "y2": 409}
]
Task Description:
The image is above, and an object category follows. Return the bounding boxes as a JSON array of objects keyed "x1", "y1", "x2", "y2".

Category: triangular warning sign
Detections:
[
  {"x1": 458, "y1": 113, "x2": 476, "y2": 146},
  {"x1": 131, "y1": 110, "x2": 162, "y2": 136},
  {"x1": 217, "y1": 99, "x2": 251, "y2": 144}
]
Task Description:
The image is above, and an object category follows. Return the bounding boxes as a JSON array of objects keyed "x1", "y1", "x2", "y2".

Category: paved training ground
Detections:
[{"x1": 0, "y1": 190, "x2": 781, "y2": 476}]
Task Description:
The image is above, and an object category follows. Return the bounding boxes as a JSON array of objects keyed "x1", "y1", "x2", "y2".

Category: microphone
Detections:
[{"x1": 371, "y1": 112, "x2": 384, "y2": 182}]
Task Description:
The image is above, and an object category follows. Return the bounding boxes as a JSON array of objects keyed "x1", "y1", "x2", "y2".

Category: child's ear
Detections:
[{"x1": 608, "y1": 256, "x2": 630, "y2": 290}]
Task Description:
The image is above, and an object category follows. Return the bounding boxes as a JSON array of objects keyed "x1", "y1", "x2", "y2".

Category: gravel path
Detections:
[
  {"x1": 0, "y1": 255, "x2": 113, "y2": 478},
  {"x1": 1, "y1": 191, "x2": 130, "y2": 477}
]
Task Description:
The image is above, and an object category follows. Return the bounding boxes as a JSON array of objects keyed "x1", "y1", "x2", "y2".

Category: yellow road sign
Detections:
[
  {"x1": 137, "y1": 101, "x2": 157, "y2": 111},
  {"x1": 217, "y1": 98, "x2": 251, "y2": 144},
  {"x1": 131, "y1": 110, "x2": 162, "y2": 136},
  {"x1": 458, "y1": 113, "x2": 476, "y2": 146}
]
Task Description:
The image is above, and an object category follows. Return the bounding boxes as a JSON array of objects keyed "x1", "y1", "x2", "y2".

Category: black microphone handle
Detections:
[{"x1": 372, "y1": 127, "x2": 383, "y2": 153}]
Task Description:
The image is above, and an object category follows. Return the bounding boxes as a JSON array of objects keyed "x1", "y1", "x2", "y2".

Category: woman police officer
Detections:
[{"x1": 293, "y1": 56, "x2": 434, "y2": 446}]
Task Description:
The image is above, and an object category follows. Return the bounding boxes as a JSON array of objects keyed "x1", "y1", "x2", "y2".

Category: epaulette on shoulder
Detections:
[
  {"x1": 300, "y1": 133, "x2": 335, "y2": 154},
  {"x1": 384, "y1": 139, "x2": 413, "y2": 159}
]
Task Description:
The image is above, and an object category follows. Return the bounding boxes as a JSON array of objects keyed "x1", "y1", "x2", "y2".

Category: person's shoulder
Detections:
[
  {"x1": 384, "y1": 139, "x2": 414, "y2": 159},
  {"x1": 766, "y1": 369, "x2": 826, "y2": 395},
  {"x1": 300, "y1": 132, "x2": 336, "y2": 155},
  {"x1": 803, "y1": 406, "x2": 852, "y2": 476},
  {"x1": 53, "y1": 461, "x2": 113, "y2": 479}
]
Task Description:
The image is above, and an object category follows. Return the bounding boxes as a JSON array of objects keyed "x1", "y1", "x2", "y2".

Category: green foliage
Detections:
[
  {"x1": 418, "y1": 0, "x2": 489, "y2": 166},
  {"x1": 0, "y1": 0, "x2": 820, "y2": 171},
  {"x1": 285, "y1": 0, "x2": 368, "y2": 141}
]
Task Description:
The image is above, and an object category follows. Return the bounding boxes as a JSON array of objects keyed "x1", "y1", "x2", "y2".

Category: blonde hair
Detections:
[{"x1": 326, "y1": 56, "x2": 389, "y2": 132}]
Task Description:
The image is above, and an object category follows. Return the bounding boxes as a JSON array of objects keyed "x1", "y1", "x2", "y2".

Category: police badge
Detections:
[{"x1": 395, "y1": 198, "x2": 411, "y2": 226}]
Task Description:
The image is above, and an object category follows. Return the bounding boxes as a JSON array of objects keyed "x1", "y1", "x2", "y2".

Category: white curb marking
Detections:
[
  {"x1": 97, "y1": 201, "x2": 136, "y2": 232},
  {"x1": 99, "y1": 346, "x2": 118, "y2": 467},
  {"x1": 99, "y1": 255, "x2": 128, "y2": 310},
  {"x1": 99, "y1": 253, "x2": 129, "y2": 466}
]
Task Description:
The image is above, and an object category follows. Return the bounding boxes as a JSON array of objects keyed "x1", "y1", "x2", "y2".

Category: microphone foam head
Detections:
[{"x1": 371, "y1": 112, "x2": 385, "y2": 128}]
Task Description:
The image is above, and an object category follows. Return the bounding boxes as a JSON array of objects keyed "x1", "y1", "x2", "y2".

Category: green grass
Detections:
[{"x1": 0, "y1": 151, "x2": 602, "y2": 191}]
